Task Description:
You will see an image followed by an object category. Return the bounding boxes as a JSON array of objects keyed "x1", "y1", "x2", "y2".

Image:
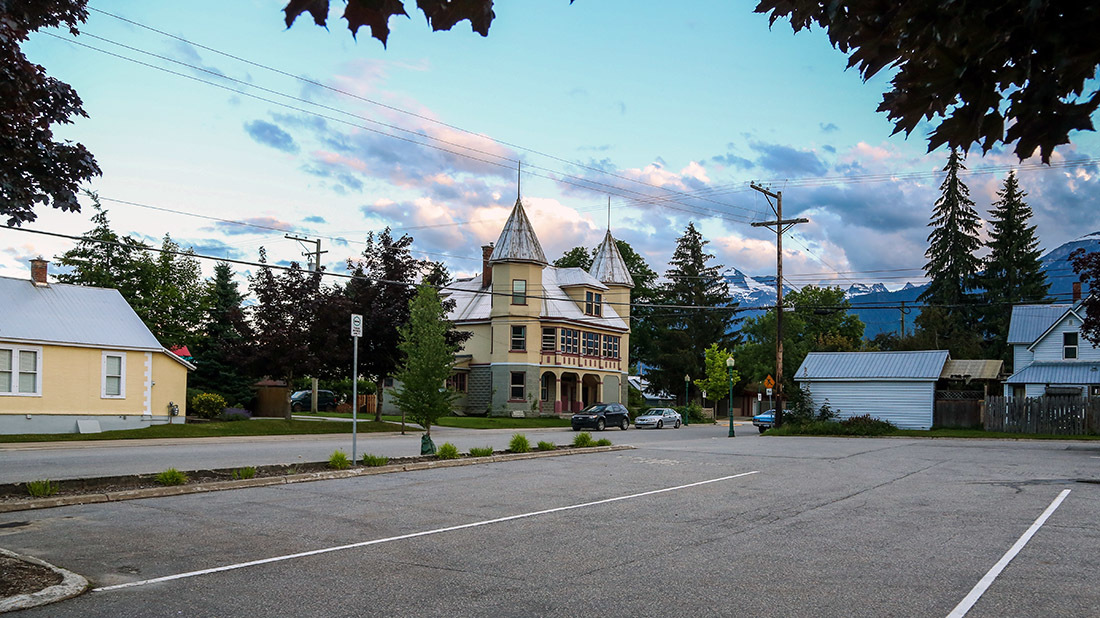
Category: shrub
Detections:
[
  {"x1": 508, "y1": 433, "x2": 531, "y2": 453},
  {"x1": 676, "y1": 402, "x2": 706, "y2": 424},
  {"x1": 155, "y1": 468, "x2": 189, "y2": 486},
  {"x1": 572, "y1": 432, "x2": 595, "y2": 448},
  {"x1": 595, "y1": 438, "x2": 612, "y2": 446},
  {"x1": 220, "y1": 407, "x2": 252, "y2": 422},
  {"x1": 191, "y1": 393, "x2": 228, "y2": 420},
  {"x1": 328, "y1": 450, "x2": 351, "y2": 470},
  {"x1": 231, "y1": 466, "x2": 256, "y2": 480},
  {"x1": 469, "y1": 446, "x2": 494, "y2": 457},
  {"x1": 361, "y1": 454, "x2": 389, "y2": 466},
  {"x1": 26, "y1": 479, "x2": 57, "y2": 498},
  {"x1": 839, "y1": 414, "x2": 895, "y2": 435},
  {"x1": 437, "y1": 442, "x2": 460, "y2": 459},
  {"x1": 536, "y1": 440, "x2": 556, "y2": 451}
]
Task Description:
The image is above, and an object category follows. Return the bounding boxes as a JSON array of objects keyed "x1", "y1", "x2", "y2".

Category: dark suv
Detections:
[
  {"x1": 290, "y1": 389, "x2": 338, "y2": 412},
  {"x1": 571, "y1": 402, "x2": 630, "y2": 431}
]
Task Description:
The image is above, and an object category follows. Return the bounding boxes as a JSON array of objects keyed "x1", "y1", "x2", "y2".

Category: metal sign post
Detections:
[{"x1": 350, "y1": 314, "x2": 363, "y2": 464}]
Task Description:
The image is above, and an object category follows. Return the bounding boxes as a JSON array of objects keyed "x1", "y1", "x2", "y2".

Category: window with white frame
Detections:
[
  {"x1": 1064, "y1": 332, "x2": 1079, "y2": 360},
  {"x1": 511, "y1": 325, "x2": 526, "y2": 351},
  {"x1": 542, "y1": 327, "x2": 556, "y2": 351},
  {"x1": 0, "y1": 346, "x2": 41, "y2": 396},
  {"x1": 512, "y1": 279, "x2": 527, "y2": 305},
  {"x1": 560, "y1": 328, "x2": 580, "y2": 354},
  {"x1": 582, "y1": 331, "x2": 600, "y2": 356},
  {"x1": 510, "y1": 371, "x2": 525, "y2": 400},
  {"x1": 585, "y1": 290, "x2": 602, "y2": 316},
  {"x1": 603, "y1": 335, "x2": 620, "y2": 359},
  {"x1": 102, "y1": 352, "x2": 126, "y2": 398}
]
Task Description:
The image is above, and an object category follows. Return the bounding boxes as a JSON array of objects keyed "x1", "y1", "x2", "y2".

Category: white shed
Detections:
[{"x1": 794, "y1": 350, "x2": 950, "y2": 430}]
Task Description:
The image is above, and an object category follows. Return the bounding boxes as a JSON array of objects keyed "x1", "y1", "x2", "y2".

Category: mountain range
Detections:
[{"x1": 723, "y1": 231, "x2": 1100, "y2": 338}]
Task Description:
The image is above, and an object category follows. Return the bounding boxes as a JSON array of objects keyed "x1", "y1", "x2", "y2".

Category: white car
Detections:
[{"x1": 634, "y1": 407, "x2": 682, "y2": 429}]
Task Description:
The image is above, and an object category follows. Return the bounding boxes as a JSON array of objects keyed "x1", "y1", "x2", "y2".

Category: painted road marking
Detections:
[
  {"x1": 946, "y1": 489, "x2": 1071, "y2": 618},
  {"x1": 94, "y1": 471, "x2": 760, "y2": 592}
]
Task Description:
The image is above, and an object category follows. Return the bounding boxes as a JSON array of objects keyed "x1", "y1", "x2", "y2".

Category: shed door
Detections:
[{"x1": 804, "y1": 381, "x2": 934, "y2": 430}]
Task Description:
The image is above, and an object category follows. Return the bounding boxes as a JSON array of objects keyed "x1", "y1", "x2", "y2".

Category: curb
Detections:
[
  {"x1": 0, "y1": 548, "x2": 88, "y2": 613},
  {"x1": 0, "y1": 445, "x2": 634, "y2": 514}
]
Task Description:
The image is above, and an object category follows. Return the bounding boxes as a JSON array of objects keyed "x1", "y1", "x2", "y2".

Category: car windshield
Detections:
[{"x1": 292, "y1": 391, "x2": 310, "y2": 398}]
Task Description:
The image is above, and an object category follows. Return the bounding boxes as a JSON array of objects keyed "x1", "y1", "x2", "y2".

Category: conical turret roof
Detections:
[
  {"x1": 489, "y1": 198, "x2": 547, "y2": 265},
  {"x1": 590, "y1": 230, "x2": 634, "y2": 288}
]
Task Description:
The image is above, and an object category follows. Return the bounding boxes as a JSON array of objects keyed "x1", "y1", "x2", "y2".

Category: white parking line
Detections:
[
  {"x1": 946, "y1": 489, "x2": 1071, "y2": 618},
  {"x1": 94, "y1": 470, "x2": 759, "y2": 593}
]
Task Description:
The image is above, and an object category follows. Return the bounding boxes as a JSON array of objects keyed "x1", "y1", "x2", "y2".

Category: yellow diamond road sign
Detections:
[{"x1": 764, "y1": 375, "x2": 775, "y2": 389}]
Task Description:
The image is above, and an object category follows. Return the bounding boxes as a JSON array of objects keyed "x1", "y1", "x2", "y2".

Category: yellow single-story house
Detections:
[{"x1": 0, "y1": 259, "x2": 193, "y2": 434}]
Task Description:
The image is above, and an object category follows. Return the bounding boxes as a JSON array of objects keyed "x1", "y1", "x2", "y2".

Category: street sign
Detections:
[
  {"x1": 764, "y1": 375, "x2": 775, "y2": 389},
  {"x1": 766, "y1": 388, "x2": 773, "y2": 396},
  {"x1": 757, "y1": 393, "x2": 762, "y2": 402},
  {"x1": 351, "y1": 314, "x2": 363, "y2": 338}
]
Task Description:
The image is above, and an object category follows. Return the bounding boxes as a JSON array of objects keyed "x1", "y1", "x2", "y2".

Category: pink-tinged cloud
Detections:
[{"x1": 212, "y1": 216, "x2": 294, "y2": 236}]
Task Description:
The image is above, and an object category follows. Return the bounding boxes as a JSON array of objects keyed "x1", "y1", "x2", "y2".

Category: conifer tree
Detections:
[
  {"x1": 980, "y1": 171, "x2": 1050, "y2": 364},
  {"x1": 648, "y1": 222, "x2": 739, "y2": 401},
  {"x1": 915, "y1": 148, "x2": 983, "y2": 355},
  {"x1": 189, "y1": 262, "x2": 253, "y2": 405}
]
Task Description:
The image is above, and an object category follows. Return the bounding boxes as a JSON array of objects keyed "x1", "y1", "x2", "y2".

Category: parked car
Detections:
[
  {"x1": 290, "y1": 389, "x2": 337, "y2": 412},
  {"x1": 634, "y1": 407, "x2": 682, "y2": 429},
  {"x1": 752, "y1": 409, "x2": 777, "y2": 433},
  {"x1": 571, "y1": 402, "x2": 630, "y2": 431}
]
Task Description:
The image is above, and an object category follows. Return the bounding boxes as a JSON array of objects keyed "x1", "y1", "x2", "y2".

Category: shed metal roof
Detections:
[
  {"x1": 1007, "y1": 304, "x2": 1072, "y2": 344},
  {"x1": 795, "y1": 350, "x2": 950, "y2": 381},
  {"x1": 0, "y1": 276, "x2": 163, "y2": 350},
  {"x1": 1004, "y1": 362, "x2": 1100, "y2": 385},
  {"x1": 940, "y1": 359, "x2": 1003, "y2": 381}
]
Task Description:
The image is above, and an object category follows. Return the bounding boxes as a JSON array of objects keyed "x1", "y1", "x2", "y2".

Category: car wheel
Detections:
[
  {"x1": 596, "y1": 419, "x2": 605, "y2": 431},
  {"x1": 674, "y1": 420, "x2": 681, "y2": 429},
  {"x1": 572, "y1": 425, "x2": 580, "y2": 431},
  {"x1": 759, "y1": 427, "x2": 767, "y2": 434},
  {"x1": 621, "y1": 418, "x2": 629, "y2": 430},
  {"x1": 656, "y1": 420, "x2": 663, "y2": 429},
  {"x1": 292, "y1": 403, "x2": 303, "y2": 412}
]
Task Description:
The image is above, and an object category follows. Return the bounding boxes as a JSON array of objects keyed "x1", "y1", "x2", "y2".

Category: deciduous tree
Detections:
[{"x1": 1071, "y1": 249, "x2": 1100, "y2": 347}]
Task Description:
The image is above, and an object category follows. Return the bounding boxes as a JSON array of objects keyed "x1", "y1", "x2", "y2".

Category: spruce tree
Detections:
[
  {"x1": 189, "y1": 262, "x2": 254, "y2": 406},
  {"x1": 980, "y1": 171, "x2": 1050, "y2": 364},
  {"x1": 648, "y1": 222, "x2": 739, "y2": 401},
  {"x1": 916, "y1": 148, "x2": 983, "y2": 356}
]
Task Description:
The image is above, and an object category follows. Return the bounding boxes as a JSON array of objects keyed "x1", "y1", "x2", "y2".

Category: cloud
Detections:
[
  {"x1": 210, "y1": 216, "x2": 293, "y2": 236},
  {"x1": 820, "y1": 122, "x2": 839, "y2": 133},
  {"x1": 244, "y1": 120, "x2": 299, "y2": 154},
  {"x1": 303, "y1": 215, "x2": 327, "y2": 224},
  {"x1": 749, "y1": 142, "x2": 828, "y2": 177}
]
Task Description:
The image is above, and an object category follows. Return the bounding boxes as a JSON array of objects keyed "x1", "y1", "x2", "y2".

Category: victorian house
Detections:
[{"x1": 440, "y1": 197, "x2": 632, "y2": 417}]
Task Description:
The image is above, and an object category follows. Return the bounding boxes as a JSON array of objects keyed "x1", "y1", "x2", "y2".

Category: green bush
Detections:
[
  {"x1": 595, "y1": 438, "x2": 612, "y2": 446},
  {"x1": 26, "y1": 479, "x2": 57, "y2": 498},
  {"x1": 469, "y1": 446, "x2": 494, "y2": 457},
  {"x1": 155, "y1": 468, "x2": 189, "y2": 486},
  {"x1": 190, "y1": 392, "x2": 228, "y2": 419},
  {"x1": 328, "y1": 450, "x2": 351, "y2": 470},
  {"x1": 508, "y1": 433, "x2": 531, "y2": 453},
  {"x1": 676, "y1": 402, "x2": 706, "y2": 424},
  {"x1": 572, "y1": 432, "x2": 595, "y2": 447},
  {"x1": 437, "y1": 442, "x2": 460, "y2": 459},
  {"x1": 839, "y1": 414, "x2": 895, "y2": 435},
  {"x1": 536, "y1": 440, "x2": 556, "y2": 451},
  {"x1": 231, "y1": 466, "x2": 256, "y2": 480},
  {"x1": 361, "y1": 454, "x2": 389, "y2": 466},
  {"x1": 770, "y1": 415, "x2": 896, "y2": 437}
]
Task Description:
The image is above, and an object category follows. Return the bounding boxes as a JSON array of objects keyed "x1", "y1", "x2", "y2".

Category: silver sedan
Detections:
[{"x1": 634, "y1": 407, "x2": 682, "y2": 429}]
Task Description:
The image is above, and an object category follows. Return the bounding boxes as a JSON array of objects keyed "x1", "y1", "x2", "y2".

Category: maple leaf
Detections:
[
  {"x1": 283, "y1": 0, "x2": 330, "y2": 28},
  {"x1": 344, "y1": 0, "x2": 409, "y2": 47},
  {"x1": 416, "y1": 0, "x2": 495, "y2": 36}
]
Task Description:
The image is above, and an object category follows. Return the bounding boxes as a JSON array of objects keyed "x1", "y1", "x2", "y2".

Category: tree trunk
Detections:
[{"x1": 373, "y1": 378, "x2": 383, "y2": 422}]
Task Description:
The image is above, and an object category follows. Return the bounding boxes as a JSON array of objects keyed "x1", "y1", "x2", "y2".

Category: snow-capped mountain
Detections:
[{"x1": 843, "y1": 282, "x2": 889, "y2": 298}]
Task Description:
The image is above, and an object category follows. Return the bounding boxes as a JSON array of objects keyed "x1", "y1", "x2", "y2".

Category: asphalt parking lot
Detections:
[{"x1": 3, "y1": 426, "x2": 1098, "y2": 617}]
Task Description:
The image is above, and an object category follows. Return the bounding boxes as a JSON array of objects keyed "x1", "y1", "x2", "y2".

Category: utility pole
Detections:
[
  {"x1": 286, "y1": 234, "x2": 328, "y2": 413},
  {"x1": 285, "y1": 234, "x2": 327, "y2": 272},
  {"x1": 750, "y1": 184, "x2": 808, "y2": 427}
]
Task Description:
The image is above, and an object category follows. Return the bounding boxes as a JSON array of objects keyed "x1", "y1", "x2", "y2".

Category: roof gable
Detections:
[
  {"x1": 1026, "y1": 307, "x2": 1083, "y2": 352},
  {"x1": 0, "y1": 276, "x2": 164, "y2": 350},
  {"x1": 796, "y1": 350, "x2": 950, "y2": 381}
]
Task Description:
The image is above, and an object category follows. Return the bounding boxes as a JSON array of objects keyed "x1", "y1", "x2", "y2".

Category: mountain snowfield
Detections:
[{"x1": 720, "y1": 230, "x2": 1100, "y2": 338}]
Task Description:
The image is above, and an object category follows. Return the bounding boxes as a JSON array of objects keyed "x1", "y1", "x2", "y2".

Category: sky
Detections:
[{"x1": 7, "y1": 0, "x2": 1100, "y2": 295}]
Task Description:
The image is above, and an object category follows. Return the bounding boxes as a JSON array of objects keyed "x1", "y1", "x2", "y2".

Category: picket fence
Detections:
[{"x1": 985, "y1": 396, "x2": 1100, "y2": 435}]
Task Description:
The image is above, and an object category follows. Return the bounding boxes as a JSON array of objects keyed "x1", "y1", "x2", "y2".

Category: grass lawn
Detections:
[
  {"x1": 295, "y1": 410, "x2": 572, "y2": 429},
  {"x1": 0, "y1": 419, "x2": 407, "y2": 443}
]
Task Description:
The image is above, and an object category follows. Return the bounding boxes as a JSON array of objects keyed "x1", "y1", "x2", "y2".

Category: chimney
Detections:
[
  {"x1": 481, "y1": 244, "x2": 494, "y2": 288},
  {"x1": 1073, "y1": 281, "x2": 1082, "y2": 302},
  {"x1": 29, "y1": 258, "x2": 49, "y2": 286}
]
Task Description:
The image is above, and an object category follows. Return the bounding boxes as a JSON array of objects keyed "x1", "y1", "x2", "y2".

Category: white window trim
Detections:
[
  {"x1": 0, "y1": 344, "x2": 43, "y2": 397},
  {"x1": 102, "y1": 351, "x2": 127, "y2": 399}
]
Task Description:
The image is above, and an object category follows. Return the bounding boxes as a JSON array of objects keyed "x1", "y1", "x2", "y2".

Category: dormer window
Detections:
[
  {"x1": 585, "y1": 291, "x2": 602, "y2": 316},
  {"x1": 1064, "y1": 332, "x2": 1078, "y2": 359}
]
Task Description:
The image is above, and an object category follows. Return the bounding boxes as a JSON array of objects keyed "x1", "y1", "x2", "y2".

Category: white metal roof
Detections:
[
  {"x1": 1004, "y1": 362, "x2": 1100, "y2": 385},
  {"x1": 1007, "y1": 304, "x2": 1073, "y2": 344},
  {"x1": 0, "y1": 276, "x2": 194, "y2": 369},
  {"x1": 489, "y1": 198, "x2": 547, "y2": 266},
  {"x1": 589, "y1": 230, "x2": 634, "y2": 288},
  {"x1": 795, "y1": 350, "x2": 950, "y2": 381}
]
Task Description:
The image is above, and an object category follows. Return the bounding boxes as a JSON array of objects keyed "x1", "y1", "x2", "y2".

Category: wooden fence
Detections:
[{"x1": 985, "y1": 396, "x2": 1100, "y2": 435}]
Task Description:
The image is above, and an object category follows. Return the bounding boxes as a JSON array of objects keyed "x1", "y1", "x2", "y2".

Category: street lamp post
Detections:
[
  {"x1": 683, "y1": 374, "x2": 690, "y2": 426},
  {"x1": 726, "y1": 356, "x2": 735, "y2": 438}
]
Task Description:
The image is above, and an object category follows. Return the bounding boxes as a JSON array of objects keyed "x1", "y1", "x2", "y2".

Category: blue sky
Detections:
[{"x1": 6, "y1": 0, "x2": 1100, "y2": 293}]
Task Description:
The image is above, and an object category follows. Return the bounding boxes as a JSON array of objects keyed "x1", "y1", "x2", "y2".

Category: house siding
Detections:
[
  {"x1": 1030, "y1": 314, "x2": 1100, "y2": 362},
  {"x1": 803, "y1": 381, "x2": 935, "y2": 430}
]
